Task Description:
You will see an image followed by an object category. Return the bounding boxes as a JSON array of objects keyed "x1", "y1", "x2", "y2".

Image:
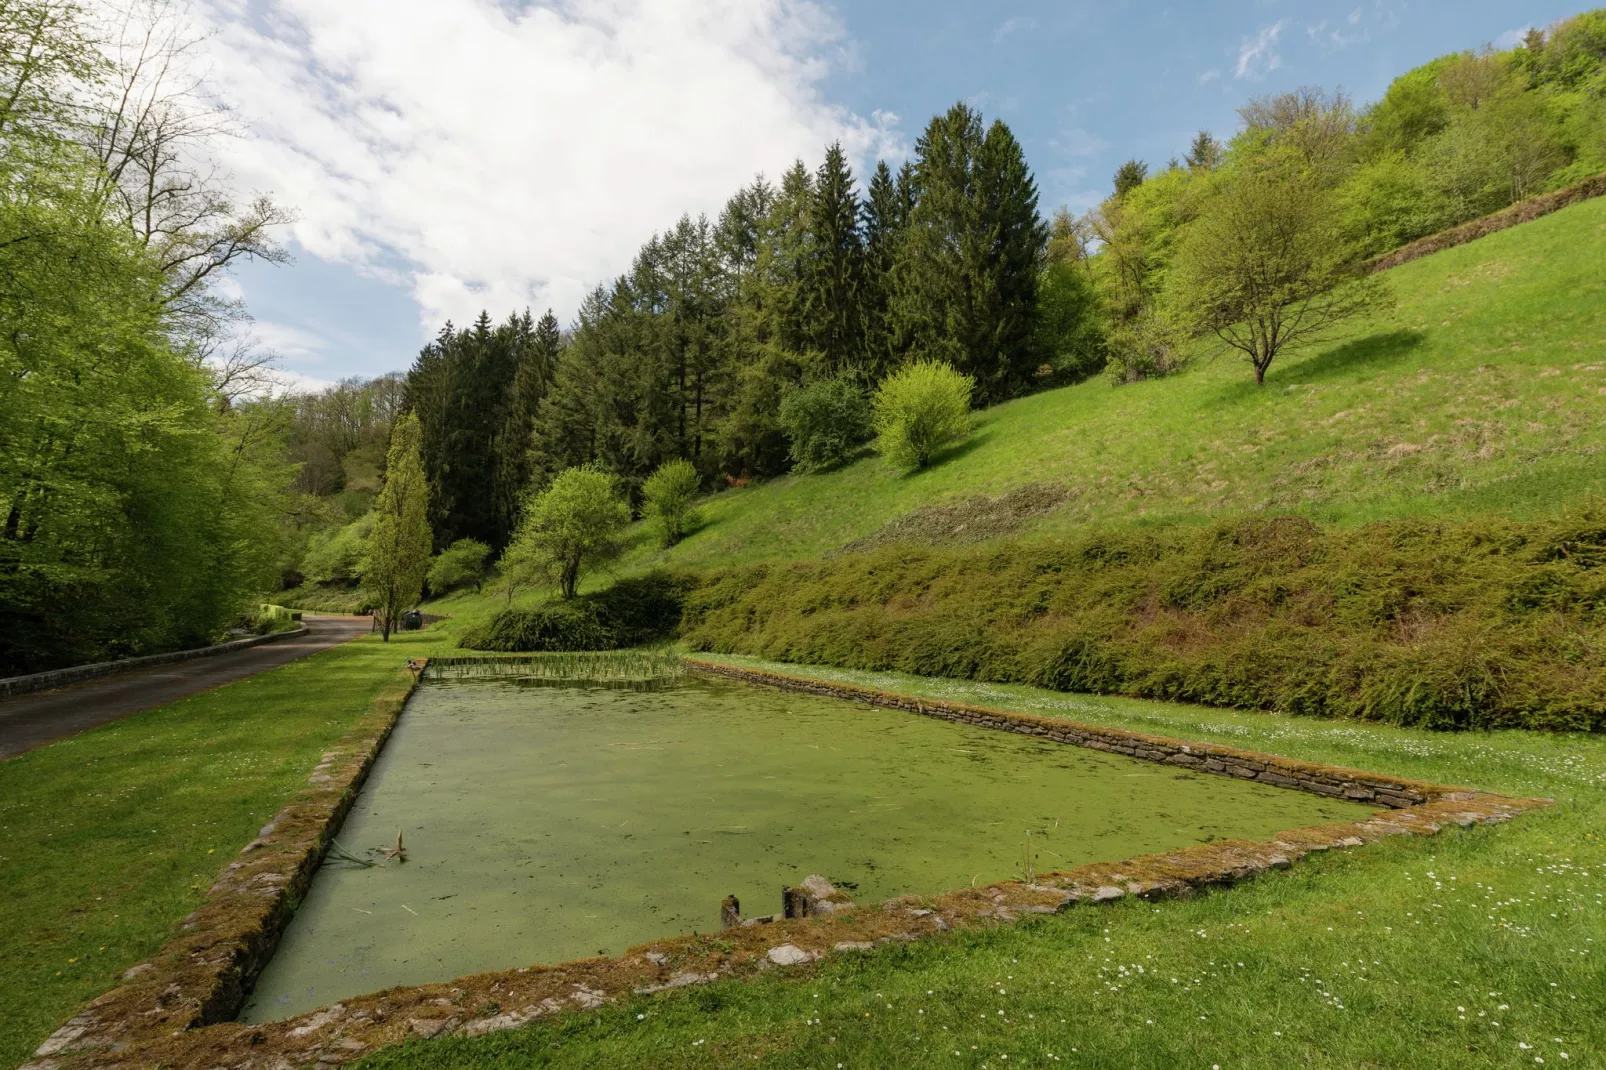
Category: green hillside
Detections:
[{"x1": 617, "y1": 194, "x2": 1606, "y2": 573}]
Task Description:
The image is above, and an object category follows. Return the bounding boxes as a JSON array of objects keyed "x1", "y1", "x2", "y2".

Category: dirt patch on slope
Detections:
[{"x1": 841, "y1": 482, "x2": 1071, "y2": 554}]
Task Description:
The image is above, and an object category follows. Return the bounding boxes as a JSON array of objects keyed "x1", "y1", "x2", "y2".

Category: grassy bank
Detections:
[
  {"x1": 354, "y1": 656, "x2": 1605, "y2": 1070},
  {"x1": 0, "y1": 626, "x2": 466, "y2": 1069},
  {"x1": 612, "y1": 193, "x2": 1606, "y2": 573}
]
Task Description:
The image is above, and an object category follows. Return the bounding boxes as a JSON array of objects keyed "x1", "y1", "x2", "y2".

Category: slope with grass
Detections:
[{"x1": 614, "y1": 194, "x2": 1606, "y2": 573}]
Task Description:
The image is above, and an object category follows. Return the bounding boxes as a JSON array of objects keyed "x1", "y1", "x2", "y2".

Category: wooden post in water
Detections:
[
  {"x1": 720, "y1": 894, "x2": 741, "y2": 930},
  {"x1": 782, "y1": 885, "x2": 810, "y2": 919}
]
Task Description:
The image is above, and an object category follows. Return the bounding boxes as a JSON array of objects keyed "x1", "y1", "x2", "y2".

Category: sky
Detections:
[{"x1": 190, "y1": 0, "x2": 1583, "y2": 389}]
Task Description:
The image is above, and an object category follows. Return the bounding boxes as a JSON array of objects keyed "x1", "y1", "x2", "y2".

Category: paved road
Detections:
[{"x1": 0, "y1": 616, "x2": 371, "y2": 759}]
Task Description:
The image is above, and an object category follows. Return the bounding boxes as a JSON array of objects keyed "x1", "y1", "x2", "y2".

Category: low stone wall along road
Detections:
[{"x1": 0, "y1": 616, "x2": 372, "y2": 759}]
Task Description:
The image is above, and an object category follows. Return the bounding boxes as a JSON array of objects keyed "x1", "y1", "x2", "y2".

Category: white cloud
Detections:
[
  {"x1": 1235, "y1": 20, "x2": 1287, "y2": 80},
  {"x1": 1496, "y1": 25, "x2": 1533, "y2": 49},
  {"x1": 1307, "y1": 17, "x2": 1363, "y2": 51},
  {"x1": 181, "y1": 0, "x2": 901, "y2": 332},
  {"x1": 1051, "y1": 125, "x2": 1107, "y2": 159},
  {"x1": 1198, "y1": 68, "x2": 1221, "y2": 85},
  {"x1": 248, "y1": 320, "x2": 331, "y2": 362},
  {"x1": 994, "y1": 16, "x2": 1037, "y2": 44}
]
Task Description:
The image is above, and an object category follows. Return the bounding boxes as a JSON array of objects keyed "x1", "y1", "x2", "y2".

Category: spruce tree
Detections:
[
  {"x1": 1186, "y1": 130, "x2": 1224, "y2": 172},
  {"x1": 892, "y1": 102, "x2": 984, "y2": 377},
  {"x1": 495, "y1": 309, "x2": 561, "y2": 540},
  {"x1": 800, "y1": 143, "x2": 865, "y2": 374},
  {"x1": 891, "y1": 103, "x2": 1048, "y2": 403},
  {"x1": 1113, "y1": 158, "x2": 1149, "y2": 196},
  {"x1": 975, "y1": 119, "x2": 1049, "y2": 396},
  {"x1": 861, "y1": 159, "x2": 909, "y2": 377},
  {"x1": 769, "y1": 160, "x2": 815, "y2": 356}
]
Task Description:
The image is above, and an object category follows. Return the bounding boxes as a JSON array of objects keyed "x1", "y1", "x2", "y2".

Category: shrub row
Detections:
[
  {"x1": 458, "y1": 572, "x2": 694, "y2": 653},
  {"x1": 680, "y1": 512, "x2": 1606, "y2": 731},
  {"x1": 1365, "y1": 171, "x2": 1606, "y2": 274}
]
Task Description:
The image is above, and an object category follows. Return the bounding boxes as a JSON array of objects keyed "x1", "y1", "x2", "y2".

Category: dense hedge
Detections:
[
  {"x1": 458, "y1": 572, "x2": 693, "y2": 652},
  {"x1": 680, "y1": 513, "x2": 1606, "y2": 731}
]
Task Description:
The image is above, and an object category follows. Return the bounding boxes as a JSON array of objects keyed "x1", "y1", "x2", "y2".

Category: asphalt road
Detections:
[{"x1": 0, "y1": 615, "x2": 371, "y2": 759}]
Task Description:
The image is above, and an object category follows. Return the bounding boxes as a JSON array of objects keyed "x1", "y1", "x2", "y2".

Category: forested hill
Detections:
[{"x1": 279, "y1": 10, "x2": 1606, "y2": 602}]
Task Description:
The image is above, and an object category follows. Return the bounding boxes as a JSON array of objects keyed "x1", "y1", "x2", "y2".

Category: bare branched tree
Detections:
[{"x1": 83, "y1": 1, "x2": 291, "y2": 348}]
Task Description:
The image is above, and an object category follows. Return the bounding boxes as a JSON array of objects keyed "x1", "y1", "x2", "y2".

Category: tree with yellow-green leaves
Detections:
[{"x1": 362, "y1": 414, "x2": 432, "y2": 640}]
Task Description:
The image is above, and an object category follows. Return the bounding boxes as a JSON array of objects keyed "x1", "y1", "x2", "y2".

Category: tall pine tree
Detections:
[
  {"x1": 892, "y1": 103, "x2": 1047, "y2": 403},
  {"x1": 861, "y1": 159, "x2": 913, "y2": 378},
  {"x1": 799, "y1": 143, "x2": 864, "y2": 375}
]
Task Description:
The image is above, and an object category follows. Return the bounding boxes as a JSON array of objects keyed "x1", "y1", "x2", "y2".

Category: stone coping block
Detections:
[
  {"x1": 0, "y1": 625, "x2": 311, "y2": 700},
  {"x1": 25, "y1": 657, "x2": 1551, "y2": 1070}
]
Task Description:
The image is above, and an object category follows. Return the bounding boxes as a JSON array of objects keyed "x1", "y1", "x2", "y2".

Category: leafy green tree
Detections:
[
  {"x1": 872, "y1": 360, "x2": 974, "y2": 470},
  {"x1": 1169, "y1": 168, "x2": 1393, "y2": 386},
  {"x1": 1112, "y1": 159, "x2": 1149, "y2": 196},
  {"x1": 779, "y1": 375, "x2": 872, "y2": 471},
  {"x1": 500, "y1": 466, "x2": 630, "y2": 600},
  {"x1": 426, "y1": 538, "x2": 491, "y2": 596},
  {"x1": 362, "y1": 414, "x2": 432, "y2": 640},
  {"x1": 641, "y1": 459, "x2": 702, "y2": 546},
  {"x1": 302, "y1": 514, "x2": 376, "y2": 585},
  {"x1": 1088, "y1": 166, "x2": 1200, "y2": 382}
]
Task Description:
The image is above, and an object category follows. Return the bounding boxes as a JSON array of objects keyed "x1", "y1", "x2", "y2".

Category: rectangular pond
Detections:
[{"x1": 242, "y1": 672, "x2": 1375, "y2": 1021}]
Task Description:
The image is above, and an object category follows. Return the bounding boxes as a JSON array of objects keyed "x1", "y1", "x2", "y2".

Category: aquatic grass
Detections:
[{"x1": 422, "y1": 651, "x2": 685, "y2": 684}]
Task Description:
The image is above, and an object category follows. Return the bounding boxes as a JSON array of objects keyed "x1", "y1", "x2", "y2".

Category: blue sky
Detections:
[{"x1": 206, "y1": 1, "x2": 1578, "y2": 388}]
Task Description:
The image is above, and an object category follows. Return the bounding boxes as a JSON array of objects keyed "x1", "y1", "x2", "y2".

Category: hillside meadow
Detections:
[{"x1": 612, "y1": 194, "x2": 1606, "y2": 573}]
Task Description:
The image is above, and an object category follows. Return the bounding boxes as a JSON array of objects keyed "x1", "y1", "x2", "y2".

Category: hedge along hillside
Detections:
[{"x1": 681, "y1": 512, "x2": 1606, "y2": 732}]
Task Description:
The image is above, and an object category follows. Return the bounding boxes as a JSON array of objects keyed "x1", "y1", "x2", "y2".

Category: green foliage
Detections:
[
  {"x1": 682, "y1": 510, "x2": 1606, "y2": 731},
  {"x1": 426, "y1": 538, "x2": 491, "y2": 596},
  {"x1": 406, "y1": 310, "x2": 560, "y2": 552},
  {"x1": 606, "y1": 195, "x2": 1606, "y2": 579},
  {"x1": 458, "y1": 572, "x2": 693, "y2": 651},
  {"x1": 362, "y1": 414, "x2": 433, "y2": 640},
  {"x1": 499, "y1": 465, "x2": 630, "y2": 600},
  {"x1": 871, "y1": 360, "x2": 974, "y2": 470},
  {"x1": 1168, "y1": 166, "x2": 1394, "y2": 385},
  {"x1": 1112, "y1": 158, "x2": 1149, "y2": 196},
  {"x1": 891, "y1": 103, "x2": 1050, "y2": 403},
  {"x1": 1032, "y1": 259, "x2": 1105, "y2": 383},
  {"x1": 1185, "y1": 131, "x2": 1224, "y2": 172},
  {"x1": 301, "y1": 514, "x2": 375, "y2": 586},
  {"x1": 1088, "y1": 165, "x2": 1202, "y2": 382},
  {"x1": 778, "y1": 376, "x2": 873, "y2": 472},
  {"x1": 641, "y1": 460, "x2": 703, "y2": 546}
]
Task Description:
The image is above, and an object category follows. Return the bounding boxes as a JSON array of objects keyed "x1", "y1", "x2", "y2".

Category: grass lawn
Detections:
[
  {"x1": 613, "y1": 194, "x2": 1606, "y2": 573},
  {"x1": 0, "y1": 627, "x2": 464, "y2": 1070},
  {"x1": 355, "y1": 657, "x2": 1606, "y2": 1069}
]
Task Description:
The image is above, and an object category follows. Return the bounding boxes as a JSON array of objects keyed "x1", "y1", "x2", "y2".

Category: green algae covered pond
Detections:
[{"x1": 241, "y1": 675, "x2": 1375, "y2": 1021}]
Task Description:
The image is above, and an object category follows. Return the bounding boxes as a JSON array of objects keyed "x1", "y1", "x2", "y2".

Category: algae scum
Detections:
[{"x1": 242, "y1": 675, "x2": 1373, "y2": 1020}]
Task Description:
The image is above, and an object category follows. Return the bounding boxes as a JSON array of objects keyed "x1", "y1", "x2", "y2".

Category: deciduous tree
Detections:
[
  {"x1": 500, "y1": 466, "x2": 629, "y2": 600},
  {"x1": 362, "y1": 414, "x2": 432, "y2": 640},
  {"x1": 1169, "y1": 168, "x2": 1393, "y2": 386}
]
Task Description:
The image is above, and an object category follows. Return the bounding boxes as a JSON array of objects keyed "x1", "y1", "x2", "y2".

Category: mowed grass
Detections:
[
  {"x1": 0, "y1": 627, "x2": 465, "y2": 1070},
  {"x1": 617, "y1": 195, "x2": 1606, "y2": 572},
  {"x1": 359, "y1": 657, "x2": 1606, "y2": 1070}
]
